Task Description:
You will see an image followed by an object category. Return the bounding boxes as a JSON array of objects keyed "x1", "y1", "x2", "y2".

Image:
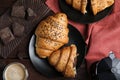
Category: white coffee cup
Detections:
[{"x1": 3, "y1": 62, "x2": 28, "y2": 80}]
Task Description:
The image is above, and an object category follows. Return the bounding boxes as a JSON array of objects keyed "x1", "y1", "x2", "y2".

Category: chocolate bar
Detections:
[
  {"x1": 11, "y1": 6, "x2": 25, "y2": 18},
  {"x1": 0, "y1": 27, "x2": 15, "y2": 45},
  {"x1": 12, "y1": 22, "x2": 25, "y2": 37}
]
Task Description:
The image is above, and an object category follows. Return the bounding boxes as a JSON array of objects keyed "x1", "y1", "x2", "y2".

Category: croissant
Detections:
[
  {"x1": 91, "y1": 0, "x2": 114, "y2": 15},
  {"x1": 66, "y1": 0, "x2": 87, "y2": 14},
  {"x1": 48, "y1": 44, "x2": 77, "y2": 78},
  {"x1": 35, "y1": 13, "x2": 69, "y2": 58}
]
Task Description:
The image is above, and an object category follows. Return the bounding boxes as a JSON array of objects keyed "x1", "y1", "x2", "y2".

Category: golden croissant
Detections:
[
  {"x1": 66, "y1": 0, "x2": 114, "y2": 15},
  {"x1": 35, "y1": 13, "x2": 69, "y2": 58},
  {"x1": 48, "y1": 44, "x2": 77, "y2": 78},
  {"x1": 91, "y1": 0, "x2": 114, "y2": 15},
  {"x1": 66, "y1": 0, "x2": 88, "y2": 14}
]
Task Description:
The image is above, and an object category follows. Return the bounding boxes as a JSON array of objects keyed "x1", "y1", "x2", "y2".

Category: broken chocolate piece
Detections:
[
  {"x1": 27, "y1": 8, "x2": 37, "y2": 20},
  {"x1": 12, "y1": 22, "x2": 25, "y2": 37},
  {"x1": 0, "y1": 27, "x2": 15, "y2": 45},
  {"x1": 11, "y1": 6, "x2": 25, "y2": 18}
]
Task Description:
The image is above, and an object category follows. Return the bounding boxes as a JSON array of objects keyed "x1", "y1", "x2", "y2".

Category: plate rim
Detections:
[{"x1": 59, "y1": 0, "x2": 114, "y2": 24}]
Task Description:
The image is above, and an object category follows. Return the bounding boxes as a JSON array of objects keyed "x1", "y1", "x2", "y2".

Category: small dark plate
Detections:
[
  {"x1": 29, "y1": 25, "x2": 87, "y2": 77},
  {"x1": 59, "y1": 0, "x2": 114, "y2": 24}
]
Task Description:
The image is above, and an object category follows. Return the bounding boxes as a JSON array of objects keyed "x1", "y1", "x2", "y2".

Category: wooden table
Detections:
[{"x1": 0, "y1": 0, "x2": 89, "y2": 80}]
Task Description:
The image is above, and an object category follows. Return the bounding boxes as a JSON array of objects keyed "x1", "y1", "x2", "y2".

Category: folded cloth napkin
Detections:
[
  {"x1": 91, "y1": 52, "x2": 120, "y2": 80},
  {"x1": 46, "y1": 0, "x2": 120, "y2": 70},
  {"x1": 45, "y1": 0, "x2": 87, "y2": 38},
  {"x1": 85, "y1": 0, "x2": 120, "y2": 69}
]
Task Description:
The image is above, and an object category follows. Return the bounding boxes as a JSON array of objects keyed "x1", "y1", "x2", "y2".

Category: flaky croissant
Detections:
[
  {"x1": 66, "y1": 0, "x2": 87, "y2": 14},
  {"x1": 48, "y1": 44, "x2": 77, "y2": 78},
  {"x1": 35, "y1": 13, "x2": 69, "y2": 58},
  {"x1": 91, "y1": 0, "x2": 114, "y2": 15}
]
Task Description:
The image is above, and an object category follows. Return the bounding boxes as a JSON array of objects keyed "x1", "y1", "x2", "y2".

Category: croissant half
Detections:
[
  {"x1": 49, "y1": 44, "x2": 77, "y2": 78},
  {"x1": 66, "y1": 0, "x2": 114, "y2": 15},
  {"x1": 91, "y1": 0, "x2": 114, "y2": 15},
  {"x1": 66, "y1": 0, "x2": 87, "y2": 14},
  {"x1": 35, "y1": 13, "x2": 69, "y2": 58}
]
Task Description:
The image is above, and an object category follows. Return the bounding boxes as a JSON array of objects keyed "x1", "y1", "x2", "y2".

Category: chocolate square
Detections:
[
  {"x1": 27, "y1": 8, "x2": 37, "y2": 20},
  {"x1": 0, "y1": 27, "x2": 15, "y2": 45},
  {"x1": 12, "y1": 22, "x2": 25, "y2": 37},
  {"x1": 11, "y1": 6, "x2": 25, "y2": 18}
]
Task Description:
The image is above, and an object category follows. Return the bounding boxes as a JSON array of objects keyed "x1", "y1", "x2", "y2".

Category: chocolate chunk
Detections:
[
  {"x1": 27, "y1": 8, "x2": 37, "y2": 20},
  {"x1": 12, "y1": 22, "x2": 25, "y2": 37},
  {"x1": 0, "y1": 27, "x2": 15, "y2": 45},
  {"x1": 11, "y1": 6, "x2": 25, "y2": 18}
]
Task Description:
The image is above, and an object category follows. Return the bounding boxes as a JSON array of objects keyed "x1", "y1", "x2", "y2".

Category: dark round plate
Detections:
[
  {"x1": 29, "y1": 25, "x2": 87, "y2": 77},
  {"x1": 59, "y1": 0, "x2": 114, "y2": 24}
]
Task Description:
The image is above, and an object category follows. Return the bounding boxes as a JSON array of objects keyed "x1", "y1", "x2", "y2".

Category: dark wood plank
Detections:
[{"x1": 0, "y1": 0, "x2": 16, "y2": 15}]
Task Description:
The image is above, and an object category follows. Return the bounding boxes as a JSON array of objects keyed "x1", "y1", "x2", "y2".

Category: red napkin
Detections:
[
  {"x1": 85, "y1": 0, "x2": 120, "y2": 69},
  {"x1": 46, "y1": 0, "x2": 120, "y2": 69},
  {"x1": 45, "y1": 0, "x2": 87, "y2": 38}
]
